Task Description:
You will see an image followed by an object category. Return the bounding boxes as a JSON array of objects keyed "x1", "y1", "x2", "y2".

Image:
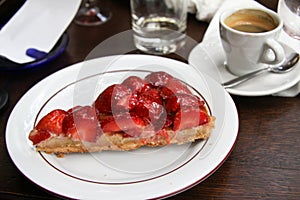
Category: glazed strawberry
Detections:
[
  {"x1": 99, "y1": 115, "x2": 121, "y2": 132},
  {"x1": 66, "y1": 106, "x2": 82, "y2": 113},
  {"x1": 94, "y1": 84, "x2": 131, "y2": 114},
  {"x1": 36, "y1": 109, "x2": 68, "y2": 135},
  {"x1": 134, "y1": 89, "x2": 166, "y2": 129},
  {"x1": 62, "y1": 106, "x2": 100, "y2": 142},
  {"x1": 145, "y1": 71, "x2": 173, "y2": 87},
  {"x1": 160, "y1": 78, "x2": 192, "y2": 98},
  {"x1": 173, "y1": 108, "x2": 209, "y2": 131},
  {"x1": 122, "y1": 76, "x2": 152, "y2": 94},
  {"x1": 100, "y1": 112, "x2": 145, "y2": 136},
  {"x1": 165, "y1": 93, "x2": 205, "y2": 113},
  {"x1": 115, "y1": 92, "x2": 139, "y2": 111},
  {"x1": 137, "y1": 102, "x2": 167, "y2": 129},
  {"x1": 29, "y1": 129, "x2": 51, "y2": 145},
  {"x1": 138, "y1": 88, "x2": 163, "y2": 105},
  {"x1": 163, "y1": 114, "x2": 174, "y2": 129},
  {"x1": 159, "y1": 86, "x2": 174, "y2": 99},
  {"x1": 94, "y1": 85, "x2": 114, "y2": 114}
]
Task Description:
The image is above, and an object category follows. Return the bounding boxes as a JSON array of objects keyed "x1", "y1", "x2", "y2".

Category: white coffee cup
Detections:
[{"x1": 219, "y1": 8, "x2": 285, "y2": 76}]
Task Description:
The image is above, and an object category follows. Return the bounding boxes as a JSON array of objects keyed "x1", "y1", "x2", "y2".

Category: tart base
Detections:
[{"x1": 34, "y1": 116, "x2": 215, "y2": 156}]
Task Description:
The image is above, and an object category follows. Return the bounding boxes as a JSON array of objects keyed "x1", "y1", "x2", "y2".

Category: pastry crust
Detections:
[{"x1": 33, "y1": 116, "x2": 215, "y2": 155}]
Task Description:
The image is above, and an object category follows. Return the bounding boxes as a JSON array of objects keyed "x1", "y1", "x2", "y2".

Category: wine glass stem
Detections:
[
  {"x1": 85, "y1": 0, "x2": 95, "y2": 8},
  {"x1": 75, "y1": 0, "x2": 111, "y2": 26}
]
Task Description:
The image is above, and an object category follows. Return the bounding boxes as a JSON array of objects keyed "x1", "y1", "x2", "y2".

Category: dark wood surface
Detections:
[{"x1": 0, "y1": 0, "x2": 299, "y2": 199}]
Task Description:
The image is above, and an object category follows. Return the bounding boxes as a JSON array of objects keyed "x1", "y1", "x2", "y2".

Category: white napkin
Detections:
[
  {"x1": 165, "y1": 0, "x2": 223, "y2": 22},
  {"x1": 192, "y1": 0, "x2": 300, "y2": 97},
  {"x1": 0, "y1": 0, "x2": 81, "y2": 64},
  {"x1": 187, "y1": 0, "x2": 224, "y2": 22}
]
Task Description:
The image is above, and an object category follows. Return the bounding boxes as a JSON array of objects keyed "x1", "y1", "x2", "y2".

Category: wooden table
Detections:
[{"x1": 0, "y1": 0, "x2": 299, "y2": 199}]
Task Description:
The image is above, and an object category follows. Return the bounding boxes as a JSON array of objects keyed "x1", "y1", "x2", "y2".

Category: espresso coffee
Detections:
[{"x1": 224, "y1": 9, "x2": 278, "y2": 33}]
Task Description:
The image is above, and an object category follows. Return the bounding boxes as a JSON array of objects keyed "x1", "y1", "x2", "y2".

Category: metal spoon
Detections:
[{"x1": 222, "y1": 53, "x2": 300, "y2": 88}]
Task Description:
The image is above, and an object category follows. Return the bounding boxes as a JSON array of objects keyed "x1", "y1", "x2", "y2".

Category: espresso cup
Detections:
[{"x1": 219, "y1": 8, "x2": 285, "y2": 76}]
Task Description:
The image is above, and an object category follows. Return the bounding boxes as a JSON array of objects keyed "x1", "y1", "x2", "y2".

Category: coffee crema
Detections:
[{"x1": 224, "y1": 9, "x2": 278, "y2": 33}]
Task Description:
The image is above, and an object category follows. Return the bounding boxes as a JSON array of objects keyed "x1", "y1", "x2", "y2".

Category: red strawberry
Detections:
[
  {"x1": 35, "y1": 109, "x2": 67, "y2": 135},
  {"x1": 163, "y1": 114, "x2": 174, "y2": 129},
  {"x1": 66, "y1": 106, "x2": 82, "y2": 113},
  {"x1": 29, "y1": 129, "x2": 51, "y2": 145},
  {"x1": 99, "y1": 115, "x2": 121, "y2": 132},
  {"x1": 114, "y1": 92, "x2": 139, "y2": 112},
  {"x1": 134, "y1": 89, "x2": 166, "y2": 130},
  {"x1": 136, "y1": 102, "x2": 167, "y2": 130},
  {"x1": 165, "y1": 93, "x2": 205, "y2": 113},
  {"x1": 173, "y1": 108, "x2": 209, "y2": 131},
  {"x1": 159, "y1": 86, "x2": 175, "y2": 99},
  {"x1": 127, "y1": 93, "x2": 139, "y2": 110},
  {"x1": 100, "y1": 112, "x2": 145, "y2": 137},
  {"x1": 160, "y1": 78, "x2": 192, "y2": 98},
  {"x1": 62, "y1": 106, "x2": 100, "y2": 142},
  {"x1": 94, "y1": 84, "x2": 131, "y2": 114},
  {"x1": 134, "y1": 88, "x2": 163, "y2": 119},
  {"x1": 138, "y1": 88, "x2": 163, "y2": 105},
  {"x1": 122, "y1": 76, "x2": 152, "y2": 94},
  {"x1": 145, "y1": 71, "x2": 173, "y2": 87}
]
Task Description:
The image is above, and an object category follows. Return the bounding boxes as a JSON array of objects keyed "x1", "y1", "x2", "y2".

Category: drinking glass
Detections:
[
  {"x1": 130, "y1": 0, "x2": 187, "y2": 55},
  {"x1": 277, "y1": 0, "x2": 300, "y2": 40},
  {"x1": 75, "y1": 0, "x2": 111, "y2": 26}
]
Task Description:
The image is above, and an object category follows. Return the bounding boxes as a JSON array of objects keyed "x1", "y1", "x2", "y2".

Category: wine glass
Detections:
[
  {"x1": 75, "y1": 0, "x2": 111, "y2": 26},
  {"x1": 277, "y1": 0, "x2": 300, "y2": 40}
]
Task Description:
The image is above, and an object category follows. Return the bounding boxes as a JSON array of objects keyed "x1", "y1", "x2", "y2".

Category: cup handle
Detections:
[{"x1": 261, "y1": 38, "x2": 285, "y2": 64}]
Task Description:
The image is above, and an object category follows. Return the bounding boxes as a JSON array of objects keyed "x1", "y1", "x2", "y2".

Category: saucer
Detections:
[{"x1": 188, "y1": 37, "x2": 300, "y2": 96}]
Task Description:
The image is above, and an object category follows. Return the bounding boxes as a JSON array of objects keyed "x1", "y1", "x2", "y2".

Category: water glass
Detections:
[
  {"x1": 278, "y1": 0, "x2": 300, "y2": 40},
  {"x1": 130, "y1": 0, "x2": 187, "y2": 55}
]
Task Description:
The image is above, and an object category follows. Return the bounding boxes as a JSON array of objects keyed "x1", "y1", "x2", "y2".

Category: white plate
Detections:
[
  {"x1": 6, "y1": 55, "x2": 238, "y2": 199},
  {"x1": 188, "y1": 37, "x2": 300, "y2": 96}
]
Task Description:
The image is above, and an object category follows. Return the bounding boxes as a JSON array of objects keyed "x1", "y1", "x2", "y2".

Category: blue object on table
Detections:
[{"x1": 26, "y1": 48, "x2": 48, "y2": 60}]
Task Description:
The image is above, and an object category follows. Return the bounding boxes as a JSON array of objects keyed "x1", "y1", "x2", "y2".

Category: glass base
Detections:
[
  {"x1": 283, "y1": 26, "x2": 300, "y2": 40},
  {"x1": 75, "y1": 6, "x2": 111, "y2": 26},
  {"x1": 133, "y1": 34, "x2": 186, "y2": 55}
]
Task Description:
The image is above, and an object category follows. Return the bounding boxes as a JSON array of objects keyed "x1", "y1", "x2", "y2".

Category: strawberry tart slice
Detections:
[{"x1": 29, "y1": 71, "x2": 215, "y2": 157}]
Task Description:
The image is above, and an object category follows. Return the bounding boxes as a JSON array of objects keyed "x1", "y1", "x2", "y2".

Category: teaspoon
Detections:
[{"x1": 222, "y1": 53, "x2": 299, "y2": 88}]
